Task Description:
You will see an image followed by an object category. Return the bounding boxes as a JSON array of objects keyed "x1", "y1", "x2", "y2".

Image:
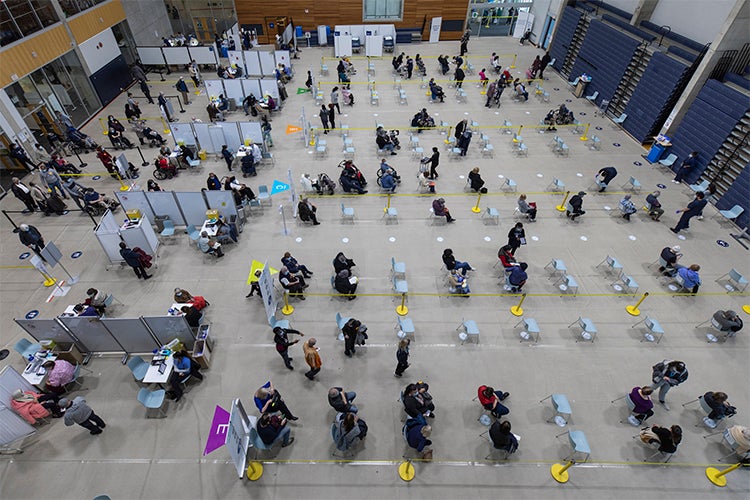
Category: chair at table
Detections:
[
  {"x1": 556, "y1": 429, "x2": 590, "y2": 462},
  {"x1": 160, "y1": 219, "x2": 176, "y2": 238},
  {"x1": 127, "y1": 356, "x2": 149, "y2": 382},
  {"x1": 568, "y1": 317, "x2": 597, "y2": 343},
  {"x1": 541, "y1": 394, "x2": 572, "y2": 426},
  {"x1": 137, "y1": 388, "x2": 167, "y2": 418},
  {"x1": 186, "y1": 225, "x2": 201, "y2": 246},
  {"x1": 14, "y1": 338, "x2": 41, "y2": 360},
  {"x1": 64, "y1": 364, "x2": 84, "y2": 391},
  {"x1": 457, "y1": 319, "x2": 479, "y2": 344}
]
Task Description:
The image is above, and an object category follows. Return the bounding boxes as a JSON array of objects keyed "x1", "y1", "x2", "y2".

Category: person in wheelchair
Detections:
[
  {"x1": 107, "y1": 116, "x2": 134, "y2": 149},
  {"x1": 66, "y1": 126, "x2": 98, "y2": 153},
  {"x1": 340, "y1": 160, "x2": 367, "y2": 187},
  {"x1": 378, "y1": 171, "x2": 397, "y2": 192},
  {"x1": 83, "y1": 188, "x2": 119, "y2": 213},
  {"x1": 377, "y1": 159, "x2": 401, "y2": 183}
]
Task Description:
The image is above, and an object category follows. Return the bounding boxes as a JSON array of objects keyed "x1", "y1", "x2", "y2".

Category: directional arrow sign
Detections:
[
  {"x1": 203, "y1": 405, "x2": 230, "y2": 455},
  {"x1": 271, "y1": 180, "x2": 290, "y2": 195},
  {"x1": 286, "y1": 124, "x2": 302, "y2": 134},
  {"x1": 296, "y1": 87, "x2": 311, "y2": 94}
]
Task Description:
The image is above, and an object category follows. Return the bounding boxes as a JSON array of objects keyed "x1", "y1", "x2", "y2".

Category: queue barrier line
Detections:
[
  {"x1": 0, "y1": 265, "x2": 35, "y2": 269},
  {"x1": 321, "y1": 53, "x2": 518, "y2": 61},
  {"x1": 308, "y1": 123, "x2": 586, "y2": 132},
  {"x1": 291, "y1": 291, "x2": 748, "y2": 299},
  {"x1": 316, "y1": 78, "x2": 542, "y2": 86}
]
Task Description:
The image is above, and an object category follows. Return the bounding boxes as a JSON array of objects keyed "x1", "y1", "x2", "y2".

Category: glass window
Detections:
[
  {"x1": 363, "y1": 0, "x2": 403, "y2": 21},
  {"x1": 0, "y1": 0, "x2": 58, "y2": 46},
  {"x1": 0, "y1": 18, "x2": 23, "y2": 46},
  {"x1": 59, "y1": 51, "x2": 100, "y2": 122},
  {"x1": 59, "y1": 0, "x2": 107, "y2": 18},
  {"x1": 29, "y1": 0, "x2": 58, "y2": 27}
]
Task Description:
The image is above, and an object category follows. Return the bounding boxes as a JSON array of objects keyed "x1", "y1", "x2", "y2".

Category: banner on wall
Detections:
[{"x1": 430, "y1": 17, "x2": 442, "y2": 43}]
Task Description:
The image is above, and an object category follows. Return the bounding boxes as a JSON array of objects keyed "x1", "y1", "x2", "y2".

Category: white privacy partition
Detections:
[
  {"x1": 141, "y1": 316, "x2": 195, "y2": 348},
  {"x1": 260, "y1": 79, "x2": 279, "y2": 99},
  {"x1": 242, "y1": 79, "x2": 262, "y2": 99},
  {"x1": 137, "y1": 47, "x2": 166, "y2": 66},
  {"x1": 168, "y1": 122, "x2": 197, "y2": 147},
  {"x1": 258, "y1": 51, "x2": 276, "y2": 76},
  {"x1": 334, "y1": 35, "x2": 352, "y2": 57},
  {"x1": 365, "y1": 35, "x2": 383, "y2": 57},
  {"x1": 193, "y1": 123, "x2": 213, "y2": 152},
  {"x1": 317, "y1": 26, "x2": 329, "y2": 46},
  {"x1": 115, "y1": 189, "x2": 155, "y2": 222},
  {"x1": 0, "y1": 367, "x2": 36, "y2": 448},
  {"x1": 275, "y1": 50, "x2": 291, "y2": 69},
  {"x1": 239, "y1": 122, "x2": 263, "y2": 145},
  {"x1": 215, "y1": 122, "x2": 242, "y2": 152},
  {"x1": 188, "y1": 46, "x2": 218, "y2": 65},
  {"x1": 204, "y1": 79, "x2": 225, "y2": 100},
  {"x1": 209, "y1": 125, "x2": 227, "y2": 154},
  {"x1": 174, "y1": 192, "x2": 209, "y2": 228},
  {"x1": 223, "y1": 79, "x2": 245, "y2": 103},
  {"x1": 228, "y1": 50, "x2": 245, "y2": 73},
  {"x1": 145, "y1": 192, "x2": 185, "y2": 225},
  {"x1": 204, "y1": 190, "x2": 238, "y2": 220},
  {"x1": 14, "y1": 318, "x2": 78, "y2": 347},
  {"x1": 57, "y1": 317, "x2": 124, "y2": 353},
  {"x1": 244, "y1": 51, "x2": 262, "y2": 76},
  {"x1": 162, "y1": 46, "x2": 190, "y2": 65},
  {"x1": 100, "y1": 318, "x2": 160, "y2": 353},
  {"x1": 94, "y1": 210, "x2": 125, "y2": 266}
]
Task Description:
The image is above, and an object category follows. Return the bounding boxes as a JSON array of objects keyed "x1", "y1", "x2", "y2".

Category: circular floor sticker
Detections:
[
  {"x1": 603, "y1": 206, "x2": 612, "y2": 211},
  {"x1": 559, "y1": 284, "x2": 568, "y2": 292},
  {"x1": 307, "y1": 150, "x2": 313, "y2": 154},
  {"x1": 494, "y1": 111, "x2": 500, "y2": 115},
  {"x1": 579, "y1": 112, "x2": 586, "y2": 116},
  {"x1": 633, "y1": 161, "x2": 642, "y2": 166},
  {"x1": 677, "y1": 235, "x2": 686, "y2": 240},
  {"x1": 389, "y1": 236, "x2": 396, "y2": 242},
  {"x1": 498, "y1": 174, "x2": 505, "y2": 179},
  {"x1": 19, "y1": 252, "x2": 30, "y2": 260},
  {"x1": 724, "y1": 284, "x2": 735, "y2": 291},
  {"x1": 458, "y1": 175, "x2": 465, "y2": 179},
  {"x1": 531, "y1": 236, "x2": 539, "y2": 241},
  {"x1": 580, "y1": 236, "x2": 588, "y2": 241},
  {"x1": 295, "y1": 237, "x2": 302, "y2": 243},
  {"x1": 536, "y1": 173, "x2": 543, "y2": 178},
  {"x1": 519, "y1": 331, "x2": 530, "y2": 340},
  {"x1": 25, "y1": 310, "x2": 39, "y2": 319},
  {"x1": 373, "y1": 113, "x2": 378, "y2": 116},
  {"x1": 483, "y1": 236, "x2": 491, "y2": 242},
  {"x1": 717, "y1": 239, "x2": 729, "y2": 247},
  {"x1": 61, "y1": 210, "x2": 69, "y2": 215},
  {"x1": 576, "y1": 172, "x2": 583, "y2": 177},
  {"x1": 667, "y1": 284, "x2": 679, "y2": 291},
  {"x1": 436, "y1": 236, "x2": 444, "y2": 242},
  {"x1": 657, "y1": 183, "x2": 666, "y2": 189},
  {"x1": 525, "y1": 111, "x2": 530, "y2": 115},
  {"x1": 613, "y1": 143, "x2": 621, "y2": 147},
  {"x1": 553, "y1": 88, "x2": 560, "y2": 91},
  {"x1": 612, "y1": 284, "x2": 623, "y2": 292},
  {"x1": 434, "y1": 113, "x2": 439, "y2": 116},
  {"x1": 92, "y1": 175, "x2": 101, "y2": 181},
  {"x1": 71, "y1": 251, "x2": 83, "y2": 259},
  {"x1": 595, "y1": 126, "x2": 603, "y2": 131},
  {"x1": 628, "y1": 235, "x2": 637, "y2": 241},
  {"x1": 342, "y1": 237, "x2": 349, "y2": 243}
]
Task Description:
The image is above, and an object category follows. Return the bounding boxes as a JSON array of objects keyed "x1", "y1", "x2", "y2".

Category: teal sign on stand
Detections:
[{"x1": 270, "y1": 180, "x2": 290, "y2": 195}]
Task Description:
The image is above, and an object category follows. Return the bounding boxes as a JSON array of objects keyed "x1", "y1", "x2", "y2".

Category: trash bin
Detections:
[
  {"x1": 574, "y1": 80, "x2": 589, "y2": 98},
  {"x1": 154, "y1": 215, "x2": 170, "y2": 233}
]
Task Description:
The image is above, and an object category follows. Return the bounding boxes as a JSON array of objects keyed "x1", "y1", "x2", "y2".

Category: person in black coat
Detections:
[
  {"x1": 507, "y1": 222, "x2": 525, "y2": 255},
  {"x1": 11, "y1": 177, "x2": 36, "y2": 212},
  {"x1": 119, "y1": 242, "x2": 151, "y2": 279},
  {"x1": 428, "y1": 147, "x2": 440, "y2": 179},
  {"x1": 567, "y1": 191, "x2": 586, "y2": 220},
  {"x1": 395, "y1": 339, "x2": 410, "y2": 377},
  {"x1": 334, "y1": 269, "x2": 357, "y2": 300},
  {"x1": 342, "y1": 318, "x2": 362, "y2": 356},
  {"x1": 468, "y1": 167, "x2": 485, "y2": 192},
  {"x1": 454, "y1": 66, "x2": 465, "y2": 88},
  {"x1": 180, "y1": 305, "x2": 202, "y2": 327},
  {"x1": 489, "y1": 420, "x2": 518, "y2": 453},
  {"x1": 596, "y1": 166, "x2": 618, "y2": 192},
  {"x1": 333, "y1": 252, "x2": 355, "y2": 273},
  {"x1": 671, "y1": 191, "x2": 707, "y2": 233},
  {"x1": 17, "y1": 224, "x2": 44, "y2": 256}
]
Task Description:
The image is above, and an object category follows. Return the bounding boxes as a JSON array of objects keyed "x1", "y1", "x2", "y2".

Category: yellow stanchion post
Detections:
[
  {"x1": 396, "y1": 293, "x2": 408, "y2": 316},
  {"x1": 579, "y1": 123, "x2": 590, "y2": 141},
  {"x1": 742, "y1": 305, "x2": 750, "y2": 315},
  {"x1": 161, "y1": 117, "x2": 170, "y2": 135},
  {"x1": 398, "y1": 460, "x2": 415, "y2": 482},
  {"x1": 510, "y1": 293, "x2": 526, "y2": 316},
  {"x1": 114, "y1": 172, "x2": 130, "y2": 192},
  {"x1": 516, "y1": 124, "x2": 524, "y2": 138},
  {"x1": 626, "y1": 292, "x2": 649, "y2": 316},
  {"x1": 281, "y1": 291, "x2": 294, "y2": 315},
  {"x1": 384, "y1": 193, "x2": 392, "y2": 213},
  {"x1": 556, "y1": 191, "x2": 571, "y2": 212},
  {"x1": 246, "y1": 461, "x2": 264, "y2": 481},
  {"x1": 471, "y1": 192, "x2": 482, "y2": 213},
  {"x1": 510, "y1": 54, "x2": 517, "y2": 69},
  {"x1": 38, "y1": 268, "x2": 56, "y2": 287},
  {"x1": 99, "y1": 118, "x2": 108, "y2": 136},
  {"x1": 705, "y1": 462, "x2": 743, "y2": 487},
  {"x1": 550, "y1": 459, "x2": 575, "y2": 483}
]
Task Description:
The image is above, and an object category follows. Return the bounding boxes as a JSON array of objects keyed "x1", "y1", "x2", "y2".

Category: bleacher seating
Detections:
[
  {"x1": 716, "y1": 168, "x2": 750, "y2": 228},
  {"x1": 640, "y1": 20, "x2": 706, "y2": 53},
  {"x1": 601, "y1": 14, "x2": 654, "y2": 42},
  {"x1": 667, "y1": 45, "x2": 699, "y2": 63},
  {"x1": 549, "y1": 7, "x2": 583, "y2": 72}
]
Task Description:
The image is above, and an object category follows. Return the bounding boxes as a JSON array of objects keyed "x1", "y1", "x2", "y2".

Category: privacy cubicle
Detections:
[
  {"x1": 333, "y1": 24, "x2": 395, "y2": 57},
  {"x1": 169, "y1": 120, "x2": 264, "y2": 154},
  {"x1": 137, "y1": 46, "x2": 218, "y2": 68}
]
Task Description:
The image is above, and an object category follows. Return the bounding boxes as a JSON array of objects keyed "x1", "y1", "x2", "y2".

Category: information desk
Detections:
[
  {"x1": 200, "y1": 219, "x2": 219, "y2": 237},
  {"x1": 143, "y1": 354, "x2": 174, "y2": 385},
  {"x1": 22, "y1": 353, "x2": 56, "y2": 387},
  {"x1": 169, "y1": 302, "x2": 193, "y2": 315}
]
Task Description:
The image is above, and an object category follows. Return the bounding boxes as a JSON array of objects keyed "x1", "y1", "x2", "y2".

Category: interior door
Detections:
[{"x1": 193, "y1": 17, "x2": 216, "y2": 44}]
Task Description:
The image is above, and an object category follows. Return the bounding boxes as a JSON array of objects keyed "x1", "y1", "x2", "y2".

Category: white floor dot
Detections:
[
  {"x1": 484, "y1": 236, "x2": 491, "y2": 242},
  {"x1": 494, "y1": 111, "x2": 500, "y2": 115},
  {"x1": 388, "y1": 236, "x2": 396, "y2": 242},
  {"x1": 612, "y1": 284, "x2": 623, "y2": 292},
  {"x1": 603, "y1": 206, "x2": 612, "y2": 211},
  {"x1": 531, "y1": 236, "x2": 539, "y2": 241},
  {"x1": 458, "y1": 175, "x2": 465, "y2": 179},
  {"x1": 525, "y1": 111, "x2": 531, "y2": 114},
  {"x1": 436, "y1": 236, "x2": 444, "y2": 242},
  {"x1": 628, "y1": 235, "x2": 637, "y2": 241},
  {"x1": 580, "y1": 236, "x2": 588, "y2": 241},
  {"x1": 576, "y1": 173, "x2": 583, "y2": 177},
  {"x1": 373, "y1": 113, "x2": 378, "y2": 116},
  {"x1": 678, "y1": 235, "x2": 686, "y2": 240},
  {"x1": 434, "y1": 113, "x2": 440, "y2": 116},
  {"x1": 464, "y1": 112, "x2": 469, "y2": 115},
  {"x1": 308, "y1": 150, "x2": 313, "y2": 154},
  {"x1": 295, "y1": 237, "x2": 302, "y2": 243},
  {"x1": 536, "y1": 173, "x2": 543, "y2": 178},
  {"x1": 498, "y1": 174, "x2": 505, "y2": 179},
  {"x1": 342, "y1": 237, "x2": 349, "y2": 243}
]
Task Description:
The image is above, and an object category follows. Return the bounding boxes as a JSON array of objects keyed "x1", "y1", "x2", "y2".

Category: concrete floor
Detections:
[{"x1": 1, "y1": 36, "x2": 748, "y2": 500}]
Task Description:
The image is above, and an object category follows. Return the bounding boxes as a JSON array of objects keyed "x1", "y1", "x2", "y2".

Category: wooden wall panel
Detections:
[
  {"x1": 237, "y1": 0, "x2": 469, "y2": 43},
  {"x1": 0, "y1": 26, "x2": 71, "y2": 88},
  {"x1": 67, "y1": 0, "x2": 127, "y2": 44}
]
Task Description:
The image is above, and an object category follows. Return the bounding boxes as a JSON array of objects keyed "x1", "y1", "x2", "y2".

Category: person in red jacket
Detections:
[{"x1": 477, "y1": 385, "x2": 510, "y2": 418}]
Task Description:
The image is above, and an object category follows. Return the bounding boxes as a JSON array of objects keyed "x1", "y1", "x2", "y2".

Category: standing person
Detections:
[
  {"x1": 221, "y1": 145, "x2": 233, "y2": 171},
  {"x1": 55, "y1": 111, "x2": 74, "y2": 130},
  {"x1": 303, "y1": 338, "x2": 321, "y2": 380},
  {"x1": 273, "y1": 326, "x2": 304, "y2": 370},
  {"x1": 305, "y1": 70, "x2": 313, "y2": 89},
  {"x1": 130, "y1": 63, "x2": 147, "y2": 82},
  {"x1": 454, "y1": 65, "x2": 465, "y2": 88},
  {"x1": 428, "y1": 147, "x2": 440, "y2": 180},
  {"x1": 17, "y1": 224, "x2": 45, "y2": 257},
  {"x1": 331, "y1": 86, "x2": 341, "y2": 114},
  {"x1": 460, "y1": 28, "x2": 470, "y2": 56},
  {"x1": 539, "y1": 52, "x2": 552, "y2": 79},
  {"x1": 188, "y1": 60, "x2": 201, "y2": 87},
  {"x1": 650, "y1": 360, "x2": 688, "y2": 410},
  {"x1": 673, "y1": 151, "x2": 698, "y2": 183},
  {"x1": 11, "y1": 177, "x2": 36, "y2": 212},
  {"x1": 9, "y1": 142, "x2": 36, "y2": 172},
  {"x1": 119, "y1": 242, "x2": 151, "y2": 280},
  {"x1": 139, "y1": 79, "x2": 154, "y2": 104},
  {"x1": 328, "y1": 103, "x2": 336, "y2": 131},
  {"x1": 394, "y1": 339, "x2": 410, "y2": 377},
  {"x1": 406, "y1": 56, "x2": 414, "y2": 79},
  {"x1": 530, "y1": 56, "x2": 541, "y2": 78},
  {"x1": 319, "y1": 105, "x2": 330, "y2": 134},
  {"x1": 342, "y1": 318, "x2": 363, "y2": 357},
  {"x1": 566, "y1": 191, "x2": 587, "y2": 220},
  {"x1": 175, "y1": 77, "x2": 190, "y2": 105},
  {"x1": 60, "y1": 397, "x2": 106, "y2": 435},
  {"x1": 507, "y1": 222, "x2": 526, "y2": 255},
  {"x1": 596, "y1": 166, "x2": 618, "y2": 192},
  {"x1": 671, "y1": 191, "x2": 707, "y2": 234},
  {"x1": 158, "y1": 92, "x2": 175, "y2": 122},
  {"x1": 455, "y1": 119, "x2": 467, "y2": 141},
  {"x1": 63, "y1": 178, "x2": 86, "y2": 209},
  {"x1": 38, "y1": 164, "x2": 67, "y2": 199}
]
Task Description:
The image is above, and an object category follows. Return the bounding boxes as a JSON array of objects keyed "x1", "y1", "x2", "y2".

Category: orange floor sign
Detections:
[{"x1": 286, "y1": 125, "x2": 302, "y2": 134}]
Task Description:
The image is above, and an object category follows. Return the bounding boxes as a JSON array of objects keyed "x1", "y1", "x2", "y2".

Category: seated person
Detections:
[
  {"x1": 333, "y1": 252, "x2": 355, "y2": 274},
  {"x1": 468, "y1": 167, "x2": 486, "y2": 193},
  {"x1": 217, "y1": 94, "x2": 229, "y2": 111},
  {"x1": 418, "y1": 172, "x2": 436, "y2": 193},
  {"x1": 228, "y1": 177, "x2": 256, "y2": 204},
  {"x1": 404, "y1": 414, "x2": 433, "y2": 460},
  {"x1": 428, "y1": 79, "x2": 444, "y2": 102},
  {"x1": 489, "y1": 420, "x2": 519, "y2": 454},
  {"x1": 159, "y1": 144, "x2": 172, "y2": 157},
  {"x1": 328, "y1": 387, "x2": 358, "y2": 413},
  {"x1": 253, "y1": 381, "x2": 298, "y2": 420},
  {"x1": 73, "y1": 303, "x2": 98, "y2": 317},
  {"x1": 180, "y1": 305, "x2": 202, "y2": 327},
  {"x1": 379, "y1": 171, "x2": 397, "y2": 192},
  {"x1": 712, "y1": 310, "x2": 743, "y2": 336},
  {"x1": 478, "y1": 385, "x2": 510, "y2": 418},
  {"x1": 442, "y1": 248, "x2": 472, "y2": 275},
  {"x1": 432, "y1": 198, "x2": 455, "y2": 222},
  {"x1": 646, "y1": 191, "x2": 664, "y2": 221},
  {"x1": 168, "y1": 351, "x2": 203, "y2": 401},
  {"x1": 514, "y1": 81, "x2": 528, "y2": 101},
  {"x1": 42, "y1": 360, "x2": 76, "y2": 393},
  {"x1": 257, "y1": 412, "x2": 294, "y2": 447},
  {"x1": 85, "y1": 288, "x2": 107, "y2": 315},
  {"x1": 639, "y1": 424, "x2": 682, "y2": 454},
  {"x1": 334, "y1": 269, "x2": 358, "y2": 300},
  {"x1": 339, "y1": 170, "x2": 367, "y2": 194},
  {"x1": 279, "y1": 266, "x2": 307, "y2": 298},
  {"x1": 83, "y1": 188, "x2": 118, "y2": 211},
  {"x1": 198, "y1": 231, "x2": 224, "y2": 257},
  {"x1": 206, "y1": 102, "x2": 224, "y2": 122},
  {"x1": 619, "y1": 194, "x2": 637, "y2": 221},
  {"x1": 243, "y1": 93, "x2": 258, "y2": 115},
  {"x1": 498, "y1": 245, "x2": 519, "y2": 271},
  {"x1": 448, "y1": 269, "x2": 470, "y2": 295},
  {"x1": 403, "y1": 382, "x2": 435, "y2": 419},
  {"x1": 517, "y1": 194, "x2": 537, "y2": 221},
  {"x1": 215, "y1": 218, "x2": 237, "y2": 244},
  {"x1": 10, "y1": 389, "x2": 62, "y2": 424},
  {"x1": 727, "y1": 425, "x2": 750, "y2": 457},
  {"x1": 174, "y1": 288, "x2": 209, "y2": 310},
  {"x1": 566, "y1": 191, "x2": 586, "y2": 220},
  {"x1": 507, "y1": 262, "x2": 528, "y2": 293},
  {"x1": 376, "y1": 133, "x2": 397, "y2": 154},
  {"x1": 156, "y1": 155, "x2": 177, "y2": 177},
  {"x1": 702, "y1": 391, "x2": 737, "y2": 428},
  {"x1": 298, "y1": 198, "x2": 320, "y2": 224},
  {"x1": 379, "y1": 159, "x2": 401, "y2": 182},
  {"x1": 677, "y1": 264, "x2": 701, "y2": 293},
  {"x1": 281, "y1": 252, "x2": 313, "y2": 278},
  {"x1": 333, "y1": 412, "x2": 367, "y2": 451},
  {"x1": 627, "y1": 386, "x2": 655, "y2": 426},
  {"x1": 658, "y1": 246, "x2": 681, "y2": 276}
]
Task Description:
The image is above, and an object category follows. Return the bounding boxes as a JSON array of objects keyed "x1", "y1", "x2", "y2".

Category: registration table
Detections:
[
  {"x1": 22, "y1": 352, "x2": 57, "y2": 387},
  {"x1": 168, "y1": 302, "x2": 193, "y2": 315},
  {"x1": 200, "y1": 219, "x2": 218, "y2": 237},
  {"x1": 143, "y1": 354, "x2": 174, "y2": 385}
]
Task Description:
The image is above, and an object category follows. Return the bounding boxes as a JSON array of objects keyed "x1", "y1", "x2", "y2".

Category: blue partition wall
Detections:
[
  {"x1": 569, "y1": 20, "x2": 640, "y2": 106},
  {"x1": 717, "y1": 164, "x2": 750, "y2": 228},
  {"x1": 549, "y1": 6, "x2": 582, "y2": 72},
  {"x1": 623, "y1": 52, "x2": 690, "y2": 142},
  {"x1": 668, "y1": 79, "x2": 749, "y2": 184}
]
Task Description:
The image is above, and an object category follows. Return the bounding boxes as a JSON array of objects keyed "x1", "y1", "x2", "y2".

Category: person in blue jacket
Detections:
[{"x1": 671, "y1": 191, "x2": 707, "y2": 233}]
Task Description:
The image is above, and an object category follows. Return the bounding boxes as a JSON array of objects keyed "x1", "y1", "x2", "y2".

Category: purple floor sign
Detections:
[
  {"x1": 25, "y1": 310, "x2": 39, "y2": 319},
  {"x1": 717, "y1": 240, "x2": 729, "y2": 247},
  {"x1": 19, "y1": 252, "x2": 30, "y2": 260},
  {"x1": 71, "y1": 251, "x2": 83, "y2": 259},
  {"x1": 657, "y1": 184, "x2": 666, "y2": 189}
]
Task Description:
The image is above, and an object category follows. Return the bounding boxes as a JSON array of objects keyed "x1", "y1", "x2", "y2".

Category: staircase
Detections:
[
  {"x1": 561, "y1": 15, "x2": 590, "y2": 78},
  {"x1": 702, "y1": 107, "x2": 750, "y2": 198},
  {"x1": 608, "y1": 42, "x2": 651, "y2": 118}
]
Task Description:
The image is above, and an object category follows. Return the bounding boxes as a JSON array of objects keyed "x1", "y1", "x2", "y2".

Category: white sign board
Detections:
[
  {"x1": 430, "y1": 18, "x2": 442, "y2": 43},
  {"x1": 259, "y1": 262, "x2": 278, "y2": 324},
  {"x1": 225, "y1": 399, "x2": 251, "y2": 478}
]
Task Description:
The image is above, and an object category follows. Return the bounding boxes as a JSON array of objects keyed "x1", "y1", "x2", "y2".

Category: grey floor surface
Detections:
[{"x1": 0, "y1": 37, "x2": 748, "y2": 500}]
